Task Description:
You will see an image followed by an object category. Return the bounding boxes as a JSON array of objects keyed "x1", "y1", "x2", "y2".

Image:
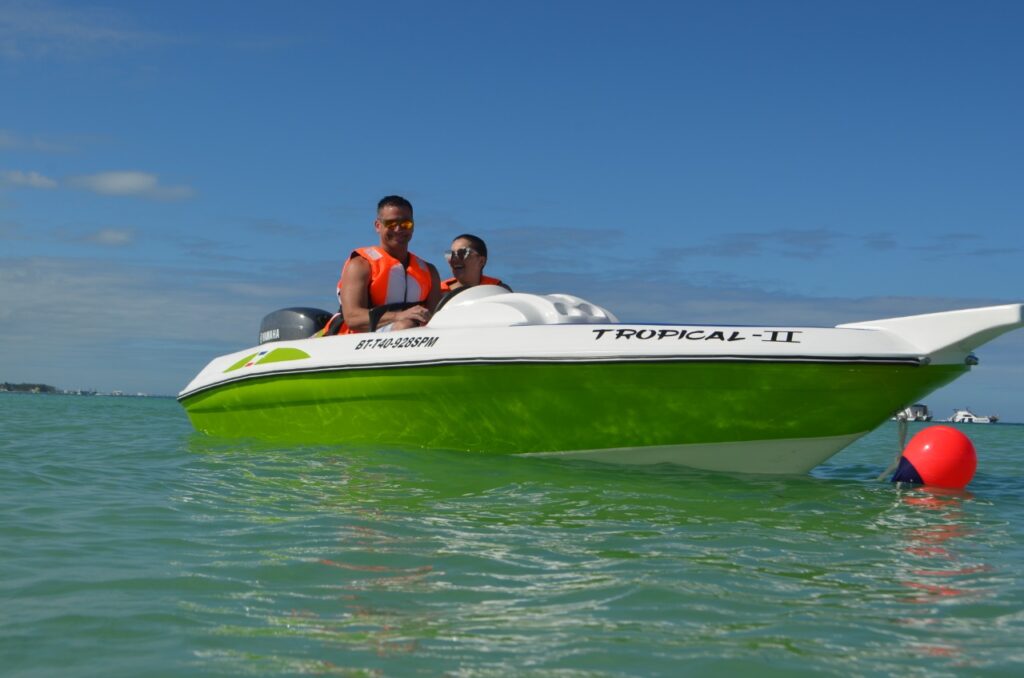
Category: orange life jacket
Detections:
[
  {"x1": 331, "y1": 246, "x2": 433, "y2": 334},
  {"x1": 440, "y1": 275, "x2": 507, "y2": 292}
]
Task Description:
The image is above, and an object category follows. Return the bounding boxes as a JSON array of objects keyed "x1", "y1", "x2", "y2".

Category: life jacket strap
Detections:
[{"x1": 323, "y1": 309, "x2": 346, "y2": 337}]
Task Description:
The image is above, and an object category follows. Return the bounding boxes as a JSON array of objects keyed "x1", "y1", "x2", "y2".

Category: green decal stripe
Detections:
[
  {"x1": 222, "y1": 348, "x2": 311, "y2": 374},
  {"x1": 223, "y1": 353, "x2": 258, "y2": 373},
  {"x1": 256, "y1": 348, "x2": 311, "y2": 364}
]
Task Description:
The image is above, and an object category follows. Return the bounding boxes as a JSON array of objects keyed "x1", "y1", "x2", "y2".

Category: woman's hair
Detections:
[{"x1": 452, "y1": 233, "x2": 487, "y2": 257}]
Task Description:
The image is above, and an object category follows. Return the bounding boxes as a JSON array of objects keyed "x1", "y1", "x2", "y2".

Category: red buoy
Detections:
[{"x1": 892, "y1": 426, "x2": 977, "y2": 489}]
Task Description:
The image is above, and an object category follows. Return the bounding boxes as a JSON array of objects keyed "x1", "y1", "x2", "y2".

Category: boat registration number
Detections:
[{"x1": 354, "y1": 336, "x2": 440, "y2": 351}]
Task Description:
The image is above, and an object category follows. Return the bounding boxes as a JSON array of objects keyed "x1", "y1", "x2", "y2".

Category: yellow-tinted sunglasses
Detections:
[{"x1": 380, "y1": 218, "x2": 414, "y2": 230}]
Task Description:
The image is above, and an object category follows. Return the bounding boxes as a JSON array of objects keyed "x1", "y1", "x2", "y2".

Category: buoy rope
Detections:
[{"x1": 878, "y1": 414, "x2": 908, "y2": 481}]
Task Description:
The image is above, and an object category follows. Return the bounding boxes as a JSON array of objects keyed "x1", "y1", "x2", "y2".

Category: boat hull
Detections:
[
  {"x1": 180, "y1": 360, "x2": 966, "y2": 473},
  {"x1": 180, "y1": 293, "x2": 1023, "y2": 474}
]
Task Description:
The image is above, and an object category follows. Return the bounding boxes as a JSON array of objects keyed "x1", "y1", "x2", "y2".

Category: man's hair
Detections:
[
  {"x1": 377, "y1": 195, "x2": 413, "y2": 214},
  {"x1": 453, "y1": 233, "x2": 487, "y2": 257}
]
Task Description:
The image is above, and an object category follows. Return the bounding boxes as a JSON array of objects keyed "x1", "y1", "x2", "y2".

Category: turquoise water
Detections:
[{"x1": 2, "y1": 394, "x2": 1023, "y2": 677}]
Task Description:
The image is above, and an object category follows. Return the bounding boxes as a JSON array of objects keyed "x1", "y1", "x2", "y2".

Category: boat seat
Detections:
[{"x1": 428, "y1": 285, "x2": 618, "y2": 329}]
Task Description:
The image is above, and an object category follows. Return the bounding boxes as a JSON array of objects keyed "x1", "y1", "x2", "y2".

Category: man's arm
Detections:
[
  {"x1": 339, "y1": 256, "x2": 373, "y2": 332},
  {"x1": 426, "y1": 263, "x2": 442, "y2": 312}
]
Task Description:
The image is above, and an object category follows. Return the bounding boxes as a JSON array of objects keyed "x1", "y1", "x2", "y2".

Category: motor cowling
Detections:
[{"x1": 258, "y1": 307, "x2": 333, "y2": 344}]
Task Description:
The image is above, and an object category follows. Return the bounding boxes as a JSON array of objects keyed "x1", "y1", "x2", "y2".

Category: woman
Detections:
[{"x1": 441, "y1": 234, "x2": 511, "y2": 292}]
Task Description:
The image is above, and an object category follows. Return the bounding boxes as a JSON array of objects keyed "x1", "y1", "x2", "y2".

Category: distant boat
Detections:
[
  {"x1": 947, "y1": 408, "x2": 999, "y2": 424},
  {"x1": 893, "y1": 403, "x2": 933, "y2": 421}
]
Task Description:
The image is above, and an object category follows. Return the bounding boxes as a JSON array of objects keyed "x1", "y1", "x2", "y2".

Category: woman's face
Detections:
[{"x1": 448, "y1": 237, "x2": 486, "y2": 286}]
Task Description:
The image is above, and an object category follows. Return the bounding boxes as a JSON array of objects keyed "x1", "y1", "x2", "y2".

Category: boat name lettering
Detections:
[
  {"x1": 591, "y1": 328, "x2": 802, "y2": 344},
  {"x1": 354, "y1": 336, "x2": 440, "y2": 351}
]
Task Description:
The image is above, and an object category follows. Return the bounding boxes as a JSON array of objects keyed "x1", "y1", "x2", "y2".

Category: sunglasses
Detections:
[
  {"x1": 380, "y1": 218, "x2": 415, "y2": 230},
  {"x1": 444, "y1": 247, "x2": 480, "y2": 262}
]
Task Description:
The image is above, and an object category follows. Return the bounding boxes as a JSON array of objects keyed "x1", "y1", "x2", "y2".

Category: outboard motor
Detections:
[{"x1": 258, "y1": 307, "x2": 333, "y2": 345}]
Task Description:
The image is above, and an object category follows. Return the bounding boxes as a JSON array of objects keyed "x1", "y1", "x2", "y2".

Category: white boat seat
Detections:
[{"x1": 428, "y1": 285, "x2": 619, "y2": 328}]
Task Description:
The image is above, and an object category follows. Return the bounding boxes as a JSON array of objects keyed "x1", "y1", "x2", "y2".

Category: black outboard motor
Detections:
[{"x1": 258, "y1": 307, "x2": 333, "y2": 345}]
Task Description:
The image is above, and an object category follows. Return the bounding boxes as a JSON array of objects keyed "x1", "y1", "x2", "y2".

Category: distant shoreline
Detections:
[
  {"x1": 1, "y1": 383, "x2": 170, "y2": 398},
  {"x1": 1, "y1": 382, "x2": 58, "y2": 394}
]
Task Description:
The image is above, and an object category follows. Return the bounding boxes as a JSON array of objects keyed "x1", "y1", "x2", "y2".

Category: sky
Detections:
[{"x1": 1, "y1": 0, "x2": 1022, "y2": 420}]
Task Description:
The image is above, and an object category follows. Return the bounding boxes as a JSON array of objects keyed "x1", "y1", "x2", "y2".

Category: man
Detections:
[{"x1": 327, "y1": 195, "x2": 441, "y2": 334}]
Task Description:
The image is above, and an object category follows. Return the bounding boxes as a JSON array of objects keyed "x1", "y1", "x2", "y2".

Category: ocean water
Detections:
[{"x1": 2, "y1": 394, "x2": 1023, "y2": 677}]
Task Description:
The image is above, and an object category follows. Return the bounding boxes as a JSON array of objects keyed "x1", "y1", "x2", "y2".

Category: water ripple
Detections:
[{"x1": 2, "y1": 396, "x2": 1023, "y2": 676}]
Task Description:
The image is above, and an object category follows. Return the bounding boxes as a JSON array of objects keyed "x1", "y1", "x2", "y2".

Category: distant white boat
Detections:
[
  {"x1": 893, "y1": 403, "x2": 933, "y2": 421},
  {"x1": 947, "y1": 408, "x2": 999, "y2": 424}
]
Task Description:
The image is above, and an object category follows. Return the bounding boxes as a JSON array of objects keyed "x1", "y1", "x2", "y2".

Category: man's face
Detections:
[{"x1": 375, "y1": 204, "x2": 414, "y2": 250}]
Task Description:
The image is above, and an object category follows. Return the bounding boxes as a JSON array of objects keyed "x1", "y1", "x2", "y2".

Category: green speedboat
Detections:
[{"x1": 179, "y1": 286, "x2": 1023, "y2": 474}]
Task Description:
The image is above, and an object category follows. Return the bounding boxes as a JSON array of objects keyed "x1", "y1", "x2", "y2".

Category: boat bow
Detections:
[{"x1": 837, "y1": 303, "x2": 1024, "y2": 364}]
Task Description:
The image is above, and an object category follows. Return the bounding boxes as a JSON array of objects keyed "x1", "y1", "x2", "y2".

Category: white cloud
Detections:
[
  {"x1": 0, "y1": 1, "x2": 171, "y2": 60},
  {"x1": 0, "y1": 255, "x2": 319, "y2": 393},
  {"x1": 73, "y1": 170, "x2": 153, "y2": 194},
  {"x1": 69, "y1": 171, "x2": 194, "y2": 200},
  {"x1": 666, "y1": 228, "x2": 843, "y2": 261},
  {"x1": 84, "y1": 227, "x2": 134, "y2": 246},
  {"x1": 0, "y1": 129, "x2": 71, "y2": 152},
  {"x1": 1, "y1": 169, "x2": 58, "y2": 189}
]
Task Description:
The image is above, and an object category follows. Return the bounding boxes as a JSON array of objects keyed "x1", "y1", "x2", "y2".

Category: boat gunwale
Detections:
[{"x1": 177, "y1": 353, "x2": 927, "y2": 402}]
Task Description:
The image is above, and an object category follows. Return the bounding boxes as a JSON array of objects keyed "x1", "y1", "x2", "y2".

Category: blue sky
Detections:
[{"x1": 1, "y1": 0, "x2": 1022, "y2": 420}]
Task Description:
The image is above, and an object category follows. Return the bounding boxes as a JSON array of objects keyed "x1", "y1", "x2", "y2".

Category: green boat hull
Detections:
[{"x1": 180, "y1": 360, "x2": 966, "y2": 465}]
